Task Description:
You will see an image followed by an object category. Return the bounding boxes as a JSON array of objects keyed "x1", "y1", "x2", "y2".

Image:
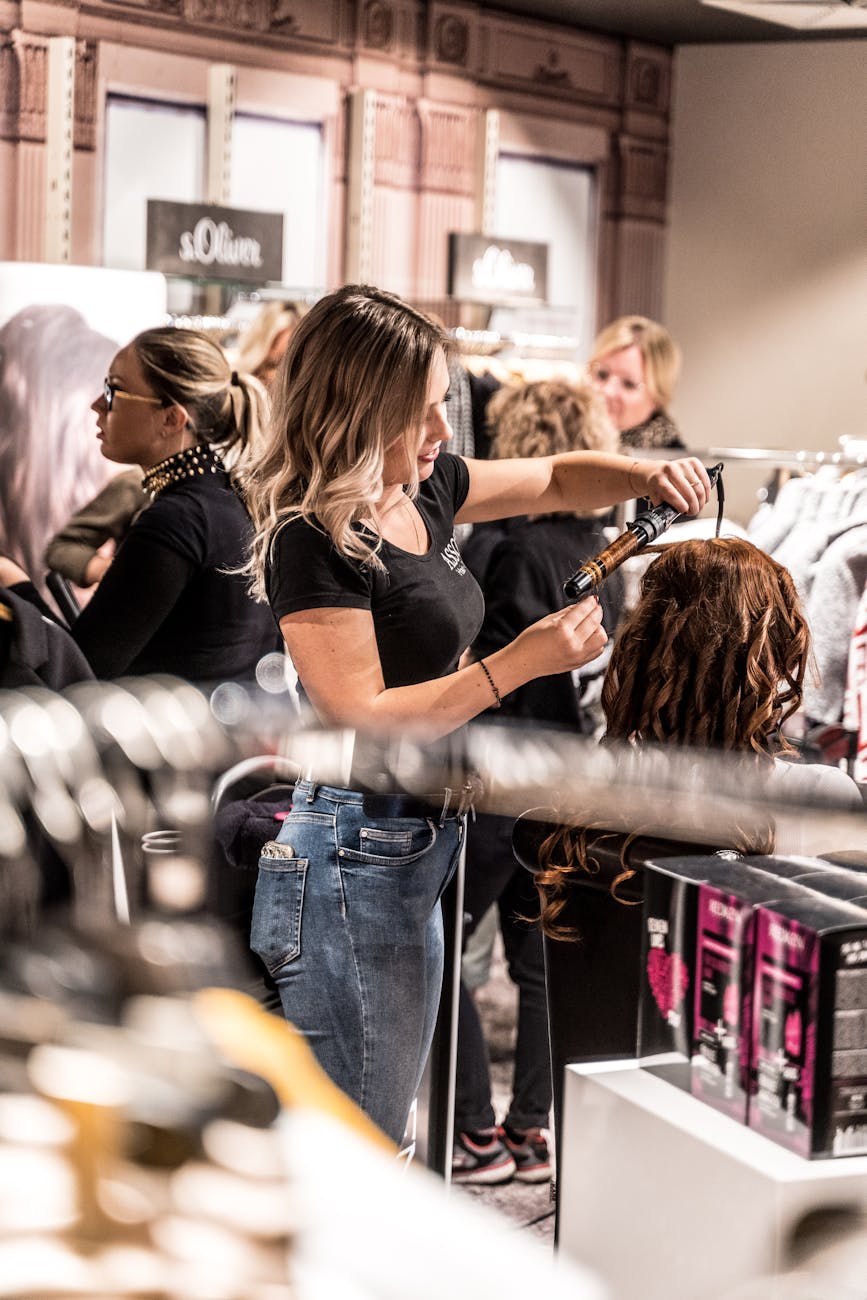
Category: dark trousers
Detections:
[{"x1": 454, "y1": 812, "x2": 552, "y2": 1133}]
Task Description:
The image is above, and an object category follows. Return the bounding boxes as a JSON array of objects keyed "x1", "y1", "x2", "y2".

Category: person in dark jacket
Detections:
[{"x1": 0, "y1": 583, "x2": 93, "y2": 689}]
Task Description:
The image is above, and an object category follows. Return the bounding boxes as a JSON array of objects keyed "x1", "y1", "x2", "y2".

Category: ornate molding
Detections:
[
  {"x1": 362, "y1": 0, "x2": 393, "y2": 50},
  {"x1": 0, "y1": 40, "x2": 20, "y2": 142},
  {"x1": 625, "y1": 44, "x2": 671, "y2": 119},
  {"x1": 269, "y1": 0, "x2": 297, "y2": 29},
  {"x1": 7, "y1": 34, "x2": 47, "y2": 143},
  {"x1": 418, "y1": 102, "x2": 476, "y2": 196},
  {"x1": 72, "y1": 0, "x2": 346, "y2": 46},
  {"x1": 617, "y1": 136, "x2": 669, "y2": 221},
  {"x1": 184, "y1": 0, "x2": 269, "y2": 27},
  {"x1": 532, "y1": 48, "x2": 571, "y2": 88},
  {"x1": 373, "y1": 94, "x2": 419, "y2": 190},
  {"x1": 0, "y1": 33, "x2": 97, "y2": 149},
  {"x1": 434, "y1": 13, "x2": 469, "y2": 67},
  {"x1": 74, "y1": 39, "x2": 98, "y2": 151}
]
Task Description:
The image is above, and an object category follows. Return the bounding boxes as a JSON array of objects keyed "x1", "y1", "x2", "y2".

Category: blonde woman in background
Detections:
[
  {"x1": 232, "y1": 300, "x2": 306, "y2": 389},
  {"x1": 589, "y1": 315, "x2": 685, "y2": 450}
]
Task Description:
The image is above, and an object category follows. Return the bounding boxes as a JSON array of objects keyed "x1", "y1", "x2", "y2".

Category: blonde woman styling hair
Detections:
[{"x1": 241, "y1": 282, "x2": 712, "y2": 1146}]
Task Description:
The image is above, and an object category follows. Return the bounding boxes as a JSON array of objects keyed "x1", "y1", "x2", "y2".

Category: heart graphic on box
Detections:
[{"x1": 647, "y1": 948, "x2": 690, "y2": 1019}]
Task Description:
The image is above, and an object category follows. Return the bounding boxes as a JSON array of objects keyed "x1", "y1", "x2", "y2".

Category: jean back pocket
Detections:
[{"x1": 250, "y1": 841, "x2": 309, "y2": 974}]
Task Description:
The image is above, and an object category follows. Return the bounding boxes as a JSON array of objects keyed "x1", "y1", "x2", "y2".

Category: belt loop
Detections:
[
  {"x1": 457, "y1": 774, "x2": 482, "y2": 820},
  {"x1": 305, "y1": 782, "x2": 317, "y2": 804},
  {"x1": 438, "y1": 787, "x2": 453, "y2": 827}
]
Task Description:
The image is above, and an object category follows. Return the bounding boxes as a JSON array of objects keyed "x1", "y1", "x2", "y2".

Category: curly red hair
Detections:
[
  {"x1": 536, "y1": 539, "x2": 803, "y2": 936},
  {"x1": 603, "y1": 538, "x2": 809, "y2": 758}
]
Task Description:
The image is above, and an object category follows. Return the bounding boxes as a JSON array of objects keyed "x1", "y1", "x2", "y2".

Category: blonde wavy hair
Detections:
[
  {"x1": 590, "y1": 315, "x2": 681, "y2": 412},
  {"x1": 232, "y1": 301, "x2": 305, "y2": 382},
  {"x1": 133, "y1": 327, "x2": 268, "y2": 475},
  {"x1": 244, "y1": 284, "x2": 449, "y2": 600}
]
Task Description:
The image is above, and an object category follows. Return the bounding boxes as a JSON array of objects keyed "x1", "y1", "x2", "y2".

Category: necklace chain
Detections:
[{"x1": 378, "y1": 493, "x2": 423, "y2": 551}]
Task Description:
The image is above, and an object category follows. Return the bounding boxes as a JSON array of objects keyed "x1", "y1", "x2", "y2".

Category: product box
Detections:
[
  {"x1": 639, "y1": 855, "x2": 738, "y2": 1092},
  {"x1": 744, "y1": 855, "x2": 867, "y2": 906},
  {"x1": 750, "y1": 892, "x2": 867, "y2": 1158},
  {"x1": 691, "y1": 865, "x2": 818, "y2": 1122}
]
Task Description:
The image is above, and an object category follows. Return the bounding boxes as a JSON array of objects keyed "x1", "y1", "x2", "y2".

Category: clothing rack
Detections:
[{"x1": 644, "y1": 444, "x2": 867, "y2": 470}]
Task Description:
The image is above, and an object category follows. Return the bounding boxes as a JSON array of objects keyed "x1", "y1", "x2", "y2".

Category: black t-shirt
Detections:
[
  {"x1": 267, "y1": 453, "x2": 484, "y2": 688},
  {"x1": 71, "y1": 471, "x2": 279, "y2": 682}
]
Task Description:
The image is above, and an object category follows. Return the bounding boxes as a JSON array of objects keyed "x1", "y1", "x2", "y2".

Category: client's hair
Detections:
[
  {"x1": 603, "y1": 537, "x2": 809, "y2": 757},
  {"x1": 535, "y1": 539, "x2": 805, "y2": 936}
]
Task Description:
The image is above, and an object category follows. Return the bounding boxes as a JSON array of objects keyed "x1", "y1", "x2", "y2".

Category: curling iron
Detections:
[{"x1": 563, "y1": 462, "x2": 724, "y2": 602}]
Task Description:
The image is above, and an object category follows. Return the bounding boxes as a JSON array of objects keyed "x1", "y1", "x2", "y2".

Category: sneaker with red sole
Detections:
[
  {"x1": 500, "y1": 1125, "x2": 553, "y2": 1183},
  {"x1": 451, "y1": 1127, "x2": 517, "y2": 1185}
]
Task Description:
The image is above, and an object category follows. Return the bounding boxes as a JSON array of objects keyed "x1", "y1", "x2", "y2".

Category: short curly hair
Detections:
[{"x1": 486, "y1": 378, "x2": 618, "y2": 462}]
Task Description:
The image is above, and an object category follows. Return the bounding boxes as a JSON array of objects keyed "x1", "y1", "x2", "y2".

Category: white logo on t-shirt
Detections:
[{"x1": 441, "y1": 536, "x2": 466, "y2": 575}]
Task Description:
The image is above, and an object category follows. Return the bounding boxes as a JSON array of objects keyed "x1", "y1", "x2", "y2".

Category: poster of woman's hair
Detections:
[{"x1": 0, "y1": 263, "x2": 166, "y2": 583}]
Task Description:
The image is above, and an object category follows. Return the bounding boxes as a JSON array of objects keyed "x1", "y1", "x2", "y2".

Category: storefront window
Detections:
[
  {"x1": 103, "y1": 96, "x2": 206, "y2": 289},
  {"x1": 494, "y1": 154, "x2": 595, "y2": 357},
  {"x1": 230, "y1": 114, "x2": 326, "y2": 296}
]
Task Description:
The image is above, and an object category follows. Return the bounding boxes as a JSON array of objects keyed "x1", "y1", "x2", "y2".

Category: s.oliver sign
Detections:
[
  {"x1": 448, "y1": 233, "x2": 548, "y2": 305},
  {"x1": 146, "y1": 200, "x2": 284, "y2": 284}
]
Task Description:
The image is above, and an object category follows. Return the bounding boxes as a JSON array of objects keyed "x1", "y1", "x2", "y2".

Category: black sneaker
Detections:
[
  {"x1": 451, "y1": 1127, "x2": 517, "y2": 1185},
  {"x1": 501, "y1": 1125, "x2": 553, "y2": 1183}
]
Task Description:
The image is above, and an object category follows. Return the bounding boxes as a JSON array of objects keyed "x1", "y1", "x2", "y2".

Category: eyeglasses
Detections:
[
  {"x1": 589, "y1": 364, "x2": 645, "y2": 395},
  {"x1": 103, "y1": 379, "x2": 163, "y2": 413}
]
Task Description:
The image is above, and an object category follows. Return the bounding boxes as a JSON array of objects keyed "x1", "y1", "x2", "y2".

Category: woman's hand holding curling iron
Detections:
[{"x1": 630, "y1": 456, "x2": 712, "y2": 517}]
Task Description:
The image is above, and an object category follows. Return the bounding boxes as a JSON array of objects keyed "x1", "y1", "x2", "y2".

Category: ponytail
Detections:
[{"x1": 132, "y1": 327, "x2": 269, "y2": 475}]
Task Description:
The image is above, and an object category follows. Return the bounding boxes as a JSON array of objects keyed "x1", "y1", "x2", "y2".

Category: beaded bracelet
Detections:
[{"x1": 479, "y1": 658, "x2": 502, "y2": 709}]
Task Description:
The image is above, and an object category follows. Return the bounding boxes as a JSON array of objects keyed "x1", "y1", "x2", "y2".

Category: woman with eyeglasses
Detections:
[
  {"x1": 588, "y1": 315, "x2": 685, "y2": 451},
  {"x1": 2, "y1": 327, "x2": 278, "y2": 682}
]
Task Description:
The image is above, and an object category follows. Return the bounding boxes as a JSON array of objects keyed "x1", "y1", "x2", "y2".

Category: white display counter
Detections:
[{"x1": 558, "y1": 1059, "x2": 867, "y2": 1300}]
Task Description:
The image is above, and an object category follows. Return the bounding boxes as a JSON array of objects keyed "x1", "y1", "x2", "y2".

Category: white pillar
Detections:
[
  {"x1": 344, "y1": 88, "x2": 376, "y2": 283},
  {"x1": 207, "y1": 63, "x2": 236, "y2": 205},
  {"x1": 475, "y1": 108, "x2": 499, "y2": 237},
  {"x1": 44, "y1": 36, "x2": 75, "y2": 264}
]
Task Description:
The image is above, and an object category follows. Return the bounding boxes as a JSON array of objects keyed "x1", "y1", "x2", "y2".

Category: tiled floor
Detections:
[{"x1": 451, "y1": 940, "x2": 557, "y2": 1247}]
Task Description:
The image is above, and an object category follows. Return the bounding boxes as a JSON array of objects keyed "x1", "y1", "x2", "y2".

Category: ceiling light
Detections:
[{"x1": 702, "y1": 0, "x2": 867, "y2": 29}]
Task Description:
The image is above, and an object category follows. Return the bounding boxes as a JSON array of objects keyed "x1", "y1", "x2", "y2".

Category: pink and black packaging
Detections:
[
  {"x1": 750, "y1": 892, "x2": 867, "y2": 1158},
  {"x1": 639, "y1": 855, "x2": 738, "y2": 1091},
  {"x1": 691, "y1": 865, "x2": 818, "y2": 1122}
]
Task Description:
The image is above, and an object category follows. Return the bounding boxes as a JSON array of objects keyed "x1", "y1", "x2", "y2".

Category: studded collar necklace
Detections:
[{"x1": 142, "y1": 443, "x2": 225, "y2": 499}]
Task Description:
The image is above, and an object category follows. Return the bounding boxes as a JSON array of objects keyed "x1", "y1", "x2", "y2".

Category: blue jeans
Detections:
[{"x1": 250, "y1": 780, "x2": 465, "y2": 1144}]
